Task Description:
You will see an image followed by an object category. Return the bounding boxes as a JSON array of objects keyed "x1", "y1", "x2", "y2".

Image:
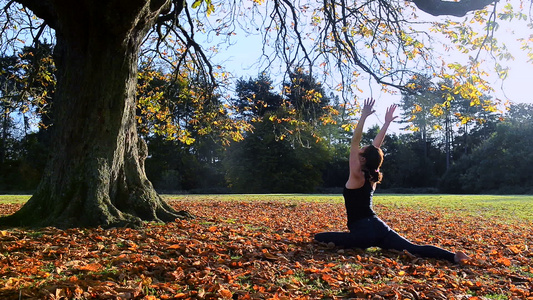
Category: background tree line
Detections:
[{"x1": 1, "y1": 46, "x2": 532, "y2": 194}]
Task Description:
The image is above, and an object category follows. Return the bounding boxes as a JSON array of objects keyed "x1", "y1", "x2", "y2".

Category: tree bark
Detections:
[{"x1": 0, "y1": 0, "x2": 189, "y2": 228}]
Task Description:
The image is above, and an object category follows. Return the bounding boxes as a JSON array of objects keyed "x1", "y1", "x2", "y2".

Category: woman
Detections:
[{"x1": 315, "y1": 98, "x2": 469, "y2": 264}]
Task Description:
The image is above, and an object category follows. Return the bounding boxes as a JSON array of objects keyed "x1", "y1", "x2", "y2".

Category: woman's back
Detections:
[{"x1": 343, "y1": 177, "x2": 375, "y2": 227}]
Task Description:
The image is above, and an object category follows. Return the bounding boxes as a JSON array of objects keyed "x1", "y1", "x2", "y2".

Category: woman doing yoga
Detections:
[{"x1": 314, "y1": 98, "x2": 470, "y2": 264}]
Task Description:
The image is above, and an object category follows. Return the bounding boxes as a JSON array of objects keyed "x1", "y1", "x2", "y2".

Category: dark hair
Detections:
[{"x1": 361, "y1": 145, "x2": 384, "y2": 184}]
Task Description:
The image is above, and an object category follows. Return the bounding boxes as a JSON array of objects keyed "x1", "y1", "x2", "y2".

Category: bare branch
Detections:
[
  {"x1": 473, "y1": 3, "x2": 499, "y2": 62},
  {"x1": 14, "y1": 0, "x2": 57, "y2": 28}
]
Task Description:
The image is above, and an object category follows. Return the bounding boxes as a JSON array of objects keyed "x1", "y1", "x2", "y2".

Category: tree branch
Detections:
[{"x1": 14, "y1": 0, "x2": 57, "y2": 28}]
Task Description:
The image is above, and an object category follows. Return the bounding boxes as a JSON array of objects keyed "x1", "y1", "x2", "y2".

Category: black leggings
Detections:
[{"x1": 314, "y1": 215, "x2": 456, "y2": 262}]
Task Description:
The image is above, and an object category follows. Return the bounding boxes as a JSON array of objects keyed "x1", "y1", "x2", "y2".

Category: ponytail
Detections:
[
  {"x1": 361, "y1": 145, "x2": 384, "y2": 184},
  {"x1": 366, "y1": 169, "x2": 383, "y2": 184}
]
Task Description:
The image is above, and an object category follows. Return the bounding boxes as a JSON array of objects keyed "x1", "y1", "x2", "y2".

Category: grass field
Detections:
[
  {"x1": 0, "y1": 194, "x2": 30, "y2": 204},
  {"x1": 2, "y1": 193, "x2": 532, "y2": 226},
  {"x1": 4, "y1": 193, "x2": 533, "y2": 221},
  {"x1": 163, "y1": 193, "x2": 533, "y2": 222},
  {"x1": 1, "y1": 193, "x2": 532, "y2": 299}
]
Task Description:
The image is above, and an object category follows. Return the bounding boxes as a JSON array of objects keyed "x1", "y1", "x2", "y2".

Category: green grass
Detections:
[
  {"x1": 164, "y1": 193, "x2": 343, "y2": 203},
  {"x1": 377, "y1": 194, "x2": 533, "y2": 221},
  {"x1": 164, "y1": 193, "x2": 533, "y2": 221},
  {"x1": 2, "y1": 193, "x2": 532, "y2": 221},
  {"x1": 0, "y1": 194, "x2": 31, "y2": 204}
]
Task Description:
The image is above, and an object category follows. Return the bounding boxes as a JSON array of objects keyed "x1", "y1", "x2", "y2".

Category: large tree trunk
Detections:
[{"x1": 1, "y1": 1, "x2": 189, "y2": 228}]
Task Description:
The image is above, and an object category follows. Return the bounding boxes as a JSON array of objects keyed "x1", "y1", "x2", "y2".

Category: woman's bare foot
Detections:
[{"x1": 454, "y1": 251, "x2": 471, "y2": 264}]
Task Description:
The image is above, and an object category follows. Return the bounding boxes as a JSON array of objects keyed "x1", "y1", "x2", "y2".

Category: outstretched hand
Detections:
[
  {"x1": 361, "y1": 98, "x2": 376, "y2": 118},
  {"x1": 385, "y1": 104, "x2": 398, "y2": 124}
]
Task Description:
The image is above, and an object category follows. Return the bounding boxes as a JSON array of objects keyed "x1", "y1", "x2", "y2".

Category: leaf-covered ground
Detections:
[{"x1": 1, "y1": 196, "x2": 532, "y2": 299}]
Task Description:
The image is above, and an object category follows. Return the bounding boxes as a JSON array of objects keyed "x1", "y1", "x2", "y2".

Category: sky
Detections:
[{"x1": 201, "y1": 2, "x2": 533, "y2": 133}]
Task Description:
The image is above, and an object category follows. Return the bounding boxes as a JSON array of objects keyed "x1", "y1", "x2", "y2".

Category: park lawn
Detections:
[
  {"x1": 0, "y1": 194, "x2": 532, "y2": 299},
  {"x1": 0, "y1": 194, "x2": 31, "y2": 204},
  {"x1": 165, "y1": 193, "x2": 533, "y2": 222}
]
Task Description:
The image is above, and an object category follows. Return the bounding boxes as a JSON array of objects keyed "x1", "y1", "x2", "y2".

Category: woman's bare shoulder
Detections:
[{"x1": 345, "y1": 172, "x2": 365, "y2": 189}]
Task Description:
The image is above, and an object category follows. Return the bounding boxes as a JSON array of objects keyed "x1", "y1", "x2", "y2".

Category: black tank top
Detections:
[{"x1": 343, "y1": 177, "x2": 375, "y2": 227}]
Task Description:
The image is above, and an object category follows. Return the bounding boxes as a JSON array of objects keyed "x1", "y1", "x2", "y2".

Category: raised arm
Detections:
[
  {"x1": 372, "y1": 104, "x2": 398, "y2": 148},
  {"x1": 351, "y1": 99, "x2": 375, "y2": 150},
  {"x1": 346, "y1": 98, "x2": 375, "y2": 188}
]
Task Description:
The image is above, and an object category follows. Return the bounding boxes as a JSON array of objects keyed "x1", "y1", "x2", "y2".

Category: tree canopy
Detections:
[{"x1": 188, "y1": 0, "x2": 530, "y2": 106}]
